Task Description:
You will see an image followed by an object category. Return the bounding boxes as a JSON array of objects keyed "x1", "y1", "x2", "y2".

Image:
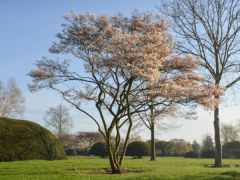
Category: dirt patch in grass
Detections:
[
  {"x1": 68, "y1": 169, "x2": 144, "y2": 175},
  {"x1": 90, "y1": 170, "x2": 144, "y2": 174},
  {"x1": 204, "y1": 164, "x2": 240, "y2": 168}
]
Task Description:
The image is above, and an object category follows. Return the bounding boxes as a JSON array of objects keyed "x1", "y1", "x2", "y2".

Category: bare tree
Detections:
[
  {"x1": 55, "y1": 133, "x2": 76, "y2": 148},
  {"x1": 75, "y1": 131, "x2": 105, "y2": 147},
  {"x1": 44, "y1": 104, "x2": 73, "y2": 134},
  {"x1": 133, "y1": 102, "x2": 181, "y2": 161},
  {"x1": 0, "y1": 78, "x2": 25, "y2": 118},
  {"x1": 157, "y1": 0, "x2": 240, "y2": 167},
  {"x1": 128, "y1": 134, "x2": 143, "y2": 144}
]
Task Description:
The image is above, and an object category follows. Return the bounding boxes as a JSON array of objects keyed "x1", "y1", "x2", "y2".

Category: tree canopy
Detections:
[{"x1": 28, "y1": 10, "x2": 224, "y2": 174}]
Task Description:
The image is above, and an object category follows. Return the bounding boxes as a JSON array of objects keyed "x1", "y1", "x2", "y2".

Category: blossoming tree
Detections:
[{"x1": 28, "y1": 10, "x2": 224, "y2": 174}]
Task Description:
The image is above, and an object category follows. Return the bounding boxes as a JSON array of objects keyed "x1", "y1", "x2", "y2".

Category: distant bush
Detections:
[
  {"x1": 184, "y1": 151, "x2": 198, "y2": 158},
  {"x1": 65, "y1": 149, "x2": 77, "y2": 156},
  {"x1": 126, "y1": 141, "x2": 151, "y2": 158},
  {"x1": 75, "y1": 147, "x2": 90, "y2": 156},
  {"x1": 0, "y1": 117, "x2": 67, "y2": 162},
  {"x1": 89, "y1": 142, "x2": 114, "y2": 158},
  {"x1": 76, "y1": 148, "x2": 83, "y2": 155},
  {"x1": 223, "y1": 141, "x2": 240, "y2": 159},
  {"x1": 201, "y1": 150, "x2": 215, "y2": 158}
]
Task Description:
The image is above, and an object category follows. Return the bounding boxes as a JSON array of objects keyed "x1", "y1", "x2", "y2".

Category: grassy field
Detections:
[{"x1": 1, "y1": 156, "x2": 240, "y2": 180}]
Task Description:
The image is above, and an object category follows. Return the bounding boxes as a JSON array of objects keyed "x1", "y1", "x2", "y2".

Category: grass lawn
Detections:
[{"x1": 1, "y1": 156, "x2": 240, "y2": 180}]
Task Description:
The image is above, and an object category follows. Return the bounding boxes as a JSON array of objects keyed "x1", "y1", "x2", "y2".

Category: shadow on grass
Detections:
[
  {"x1": 65, "y1": 167, "x2": 109, "y2": 171},
  {"x1": 221, "y1": 171, "x2": 240, "y2": 178},
  {"x1": 182, "y1": 171, "x2": 240, "y2": 180}
]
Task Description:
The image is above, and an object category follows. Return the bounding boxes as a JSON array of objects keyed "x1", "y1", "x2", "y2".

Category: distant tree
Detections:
[
  {"x1": 55, "y1": 133, "x2": 79, "y2": 149},
  {"x1": 146, "y1": 139, "x2": 159, "y2": 146},
  {"x1": 165, "y1": 141, "x2": 174, "y2": 156},
  {"x1": 75, "y1": 131, "x2": 105, "y2": 147},
  {"x1": 170, "y1": 139, "x2": 191, "y2": 156},
  {"x1": 187, "y1": 141, "x2": 193, "y2": 151},
  {"x1": 128, "y1": 135, "x2": 143, "y2": 144},
  {"x1": 201, "y1": 134, "x2": 215, "y2": 158},
  {"x1": 55, "y1": 133, "x2": 72, "y2": 147},
  {"x1": 155, "y1": 140, "x2": 168, "y2": 157},
  {"x1": 201, "y1": 134, "x2": 215, "y2": 152},
  {"x1": 0, "y1": 78, "x2": 25, "y2": 118},
  {"x1": 192, "y1": 140, "x2": 201, "y2": 155},
  {"x1": 157, "y1": 0, "x2": 240, "y2": 167},
  {"x1": 133, "y1": 103, "x2": 181, "y2": 160},
  {"x1": 44, "y1": 104, "x2": 73, "y2": 134},
  {"x1": 221, "y1": 122, "x2": 240, "y2": 145}
]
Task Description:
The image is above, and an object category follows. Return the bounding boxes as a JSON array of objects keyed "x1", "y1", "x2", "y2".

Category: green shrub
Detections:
[
  {"x1": 184, "y1": 151, "x2": 198, "y2": 158},
  {"x1": 223, "y1": 141, "x2": 240, "y2": 159},
  {"x1": 126, "y1": 141, "x2": 151, "y2": 158},
  {"x1": 201, "y1": 150, "x2": 215, "y2": 158},
  {"x1": 89, "y1": 142, "x2": 114, "y2": 158},
  {"x1": 0, "y1": 117, "x2": 67, "y2": 162},
  {"x1": 84, "y1": 147, "x2": 90, "y2": 156},
  {"x1": 65, "y1": 149, "x2": 77, "y2": 156},
  {"x1": 76, "y1": 148, "x2": 83, "y2": 155},
  {"x1": 75, "y1": 147, "x2": 90, "y2": 156}
]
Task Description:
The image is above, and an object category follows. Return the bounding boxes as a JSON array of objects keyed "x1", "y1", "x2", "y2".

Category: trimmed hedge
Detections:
[
  {"x1": 76, "y1": 147, "x2": 90, "y2": 156},
  {"x1": 89, "y1": 141, "x2": 114, "y2": 158},
  {"x1": 201, "y1": 150, "x2": 215, "y2": 158},
  {"x1": 126, "y1": 141, "x2": 151, "y2": 158},
  {"x1": 65, "y1": 149, "x2": 77, "y2": 156},
  {"x1": 223, "y1": 141, "x2": 240, "y2": 159},
  {"x1": 184, "y1": 151, "x2": 198, "y2": 158},
  {"x1": 0, "y1": 117, "x2": 67, "y2": 162}
]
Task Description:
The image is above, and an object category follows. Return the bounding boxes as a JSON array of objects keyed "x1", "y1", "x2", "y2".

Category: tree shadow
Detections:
[
  {"x1": 182, "y1": 171, "x2": 240, "y2": 180},
  {"x1": 221, "y1": 171, "x2": 240, "y2": 178}
]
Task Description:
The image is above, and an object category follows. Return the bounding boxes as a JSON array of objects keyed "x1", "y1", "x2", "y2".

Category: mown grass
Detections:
[{"x1": 1, "y1": 156, "x2": 240, "y2": 179}]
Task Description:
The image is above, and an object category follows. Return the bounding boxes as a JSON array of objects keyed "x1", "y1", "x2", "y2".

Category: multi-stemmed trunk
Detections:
[
  {"x1": 109, "y1": 154, "x2": 122, "y2": 174},
  {"x1": 150, "y1": 123, "x2": 156, "y2": 161},
  {"x1": 214, "y1": 96, "x2": 222, "y2": 167},
  {"x1": 106, "y1": 116, "x2": 132, "y2": 174},
  {"x1": 107, "y1": 139, "x2": 123, "y2": 174}
]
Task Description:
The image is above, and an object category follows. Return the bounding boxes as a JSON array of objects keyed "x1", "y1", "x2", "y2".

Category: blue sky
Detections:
[{"x1": 1, "y1": 0, "x2": 240, "y2": 143}]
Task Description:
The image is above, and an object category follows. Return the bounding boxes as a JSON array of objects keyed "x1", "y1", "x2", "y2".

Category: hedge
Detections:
[{"x1": 0, "y1": 117, "x2": 67, "y2": 162}]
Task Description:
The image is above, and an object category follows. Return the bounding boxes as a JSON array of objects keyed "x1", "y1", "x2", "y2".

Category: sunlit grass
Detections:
[{"x1": 1, "y1": 156, "x2": 240, "y2": 179}]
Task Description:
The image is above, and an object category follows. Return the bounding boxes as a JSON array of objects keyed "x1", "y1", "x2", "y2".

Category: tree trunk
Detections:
[
  {"x1": 110, "y1": 162, "x2": 122, "y2": 174},
  {"x1": 214, "y1": 101, "x2": 222, "y2": 167},
  {"x1": 108, "y1": 147, "x2": 122, "y2": 174},
  {"x1": 150, "y1": 123, "x2": 156, "y2": 161}
]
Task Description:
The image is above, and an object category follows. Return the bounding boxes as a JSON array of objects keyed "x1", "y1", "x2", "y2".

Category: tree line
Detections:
[{"x1": 55, "y1": 122, "x2": 240, "y2": 159}]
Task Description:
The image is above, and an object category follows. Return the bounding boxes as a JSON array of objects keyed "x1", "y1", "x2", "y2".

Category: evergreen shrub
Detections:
[
  {"x1": 201, "y1": 150, "x2": 215, "y2": 158},
  {"x1": 184, "y1": 151, "x2": 198, "y2": 158},
  {"x1": 65, "y1": 149, "x2": 77, "y2": 156},
  {"x1": 0, "y1": 117, "x2": 67, "y2": 162},
  {"x1": 223, "y1": 141, "x2": 240, "y2": 159},
  {"x1": 89, "y1": 141, "x2": 114, "y2": 158},
  {"x1": 126, "y1": 141, "x2": 151, "y2": 158}
]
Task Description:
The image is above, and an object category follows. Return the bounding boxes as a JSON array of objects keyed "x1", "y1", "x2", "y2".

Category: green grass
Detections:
[{"x1": 1, "y1": 156, "x2": 240, "y2": 179}]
